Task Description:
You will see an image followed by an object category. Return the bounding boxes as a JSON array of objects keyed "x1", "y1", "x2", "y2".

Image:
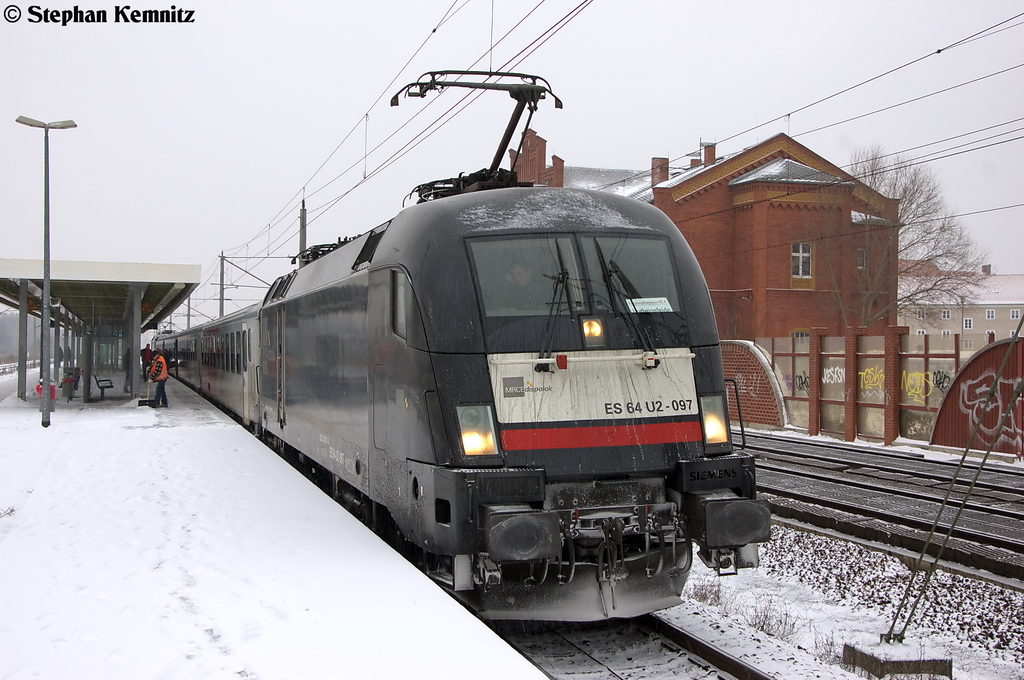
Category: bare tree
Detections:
[{"x1": 849, "y1": 145, "x2": 986, "y2": 320}]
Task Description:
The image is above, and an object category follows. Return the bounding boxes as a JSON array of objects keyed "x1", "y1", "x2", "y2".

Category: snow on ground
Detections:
[
  {"x1": 665, "y1": 426, "x2": 1024, "y2": 680},
  {"x1": 2, "y1": 369, "x2": 1023, "y2": 680},
  {"x1": 668, "y1": 527, "x2": 1024, "y2": 680},
  {"x1": 0, "y1": 378, "x2": 544, "y2": 680}
]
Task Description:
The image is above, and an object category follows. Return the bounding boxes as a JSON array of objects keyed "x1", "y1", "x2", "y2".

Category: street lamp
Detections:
[{"x1": 16, "y1": 115, "x2": 77, "y2": 428}]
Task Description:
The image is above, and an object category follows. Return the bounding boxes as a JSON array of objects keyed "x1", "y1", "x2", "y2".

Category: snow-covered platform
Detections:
[{"x1": 0, "y1": 379, "x2": 544, "y2": 679}]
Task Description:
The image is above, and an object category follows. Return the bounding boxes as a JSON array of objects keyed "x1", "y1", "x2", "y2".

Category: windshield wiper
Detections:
[
  {"x1": 536, "y1": 242, "x2": 571, "y2": 371},
  {"x1": 594, "y1": 241, "x2": 658, "y2": 359}
]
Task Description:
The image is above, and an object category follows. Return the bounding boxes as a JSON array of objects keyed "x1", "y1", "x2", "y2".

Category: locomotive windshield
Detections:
[
  {"x1": 469, "y1": 234, "x2": 686, "y2": 352},
  {"x1": 581, "y1": 236, "x2": 680, "y2": 315},
  {"x1": 470, "y1": 236, "x2": 587, "y2": 318}
]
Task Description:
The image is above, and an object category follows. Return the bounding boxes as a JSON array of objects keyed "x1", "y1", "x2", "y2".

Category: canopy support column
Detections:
[{"x1": 17, "y1": 279, "x2": 28, "y2": 401}]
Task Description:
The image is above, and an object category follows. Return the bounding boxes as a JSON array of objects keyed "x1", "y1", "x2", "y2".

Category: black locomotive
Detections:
[{"x1": 158, "y1": 73, "x2": 770, "y2": 620}]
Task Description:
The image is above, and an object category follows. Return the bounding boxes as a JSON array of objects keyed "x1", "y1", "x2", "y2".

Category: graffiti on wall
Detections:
[
  {"x1": 858, "y1": 366, "x2": 886, "y2": 401},
  {"x1": 901, "y1": 369, "x2": 954, "y2": 406},
  {"x1": 784, "y1": 372, "x2": 810, "y2": 394},
  {"x1": 822, "y1": 366, "x2": 845, "y2": 384},
  {"x1": 729, "y1": 372, "x2": 761, "y2": 398},
  {"x1": 958, "y1": 370, "x2": 1023, "y2": 458},
  {"x1": 780, "y1": 365, "x2": 958, "y2": 407},
  {"x1": 858, "y1": 367, "x2": 884, "y2": 390}
]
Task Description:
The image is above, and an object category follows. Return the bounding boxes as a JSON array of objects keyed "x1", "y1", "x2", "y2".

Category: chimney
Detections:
[
  {"x1": 702, "y1": 141, "x2": 717, "y2": 166},
  {"x1": 690, "y1": 157, "x2": 701, "y2": 168},
  {"x1": 651, "y1": 157, "x2": 669, "y2": 187},
  {"x1": 982, "y1": 264, "x2": 992, "y2": 276}
]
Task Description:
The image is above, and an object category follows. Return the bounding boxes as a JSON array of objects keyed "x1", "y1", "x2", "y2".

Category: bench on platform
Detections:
[{"x1": 94, "y1": 375, "x2": 114, "y2": 400}]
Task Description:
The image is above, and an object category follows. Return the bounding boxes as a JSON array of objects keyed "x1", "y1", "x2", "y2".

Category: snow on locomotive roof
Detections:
[{"x1": 450, "y1": 188, "x2": 660, "y2": 233}]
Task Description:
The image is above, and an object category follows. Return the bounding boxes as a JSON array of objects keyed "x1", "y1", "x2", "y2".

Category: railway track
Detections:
[
  {"x1": 740, "y1": 431, "x2": 1024, "y2": 582},
  {"x1": 743, "y1": 432, "x2": 1024, "y2": 501},
  {"x1": 494, "y1": 615, "x2": 778, "y2": 680}
]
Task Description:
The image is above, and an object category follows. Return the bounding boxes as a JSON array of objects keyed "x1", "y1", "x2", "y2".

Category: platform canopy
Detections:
[
  {"x1": 1, "y1": 258, "x2": 202, "y2": 403},
  {"x1": 0, "y1": 259, "x2": 200, "y2": 330}
]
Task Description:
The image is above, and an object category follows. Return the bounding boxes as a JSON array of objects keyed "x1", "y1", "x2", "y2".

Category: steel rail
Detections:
[{"x1": 757, "y1": 464, "x2": 1024, "y2": 554}]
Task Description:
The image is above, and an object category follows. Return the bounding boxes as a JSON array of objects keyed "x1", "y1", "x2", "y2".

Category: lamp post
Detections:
[{"x1": 16, "y1": 115, "x2": 77, "y2": 428}]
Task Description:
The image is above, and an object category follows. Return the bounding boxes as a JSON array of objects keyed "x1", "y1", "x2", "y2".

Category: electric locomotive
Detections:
[{"x1": 159, "y1": 72, "x2": 771, "y2": 621}]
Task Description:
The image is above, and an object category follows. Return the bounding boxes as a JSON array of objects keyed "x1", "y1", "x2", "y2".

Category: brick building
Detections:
[{"x1": 511, "y1": 131, "x2": 901, "y2": 341}]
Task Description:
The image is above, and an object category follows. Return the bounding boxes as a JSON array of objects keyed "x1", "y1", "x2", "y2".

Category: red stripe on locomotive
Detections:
[{"x1": 500, "y1": 420, "x2": 703, "y2": 450}]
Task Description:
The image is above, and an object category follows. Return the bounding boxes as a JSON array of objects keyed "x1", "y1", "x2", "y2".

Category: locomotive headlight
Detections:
[
  {"x1": 700, "y1": 394, "x2": 730, "y2": 445},
  {"x1": 582, "y1": 318, "x2": 606, "y2": 347},
  {"x1": 457, "y1": 405, "x2": 500, "y2": 456}
]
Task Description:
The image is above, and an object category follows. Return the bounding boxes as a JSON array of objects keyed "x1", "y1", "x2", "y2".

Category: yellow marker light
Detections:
[
  {"x1": 700, "y1": 394, "x2": 730, "y2": 445},
  {"x1": 461, "y1": 431, "x2": 496, "y2": 456},
  {"x1": 582, "y1": 318, "x2": 606, "y2": 347}
]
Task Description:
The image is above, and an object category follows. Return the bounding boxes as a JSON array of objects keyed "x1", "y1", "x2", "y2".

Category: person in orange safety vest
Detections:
[{"x1": 148, "y1": 348, "x2": 169, "y2": 408}]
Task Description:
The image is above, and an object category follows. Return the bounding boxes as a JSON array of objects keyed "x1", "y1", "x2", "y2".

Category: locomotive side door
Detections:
[{"x1": 275, "y1": 305, "x2": 286, "y2": 427}]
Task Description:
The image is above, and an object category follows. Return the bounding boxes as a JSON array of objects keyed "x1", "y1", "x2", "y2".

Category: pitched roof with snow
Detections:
[
  {"x1": 900, "y1": 274, "x2": 1024, "y2": 305},
  {"x1": 975, "y1": 275, "x2": 1024, "y2": 304},
  {"x1": 728, "y1": 157, "x2": 852, "y2": 187},
  {"x1": 853, "y1": 211, "x2": 897, "y2": 226},
  {"x1": 563, "y1": 166, "x2": 648, "y2": 195}
]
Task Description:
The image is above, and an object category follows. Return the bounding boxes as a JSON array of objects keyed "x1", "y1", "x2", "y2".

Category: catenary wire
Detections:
[
  {"x1": 183, "y1": 1, "x2": 589, "y2": 318},
  {"x1": 591, "y1": 12, "x2": 1024, "y2": 192}
]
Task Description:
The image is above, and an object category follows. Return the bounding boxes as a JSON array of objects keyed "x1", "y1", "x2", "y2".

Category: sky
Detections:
[{"x1": 3, "y1": 0, "x2": 1023, "y2": 327}]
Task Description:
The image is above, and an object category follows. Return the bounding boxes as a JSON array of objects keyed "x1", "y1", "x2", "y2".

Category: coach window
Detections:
[
  {"x1": 392, "y1": 269, "x2": 408, "y2": 340},
  {"x1": 242, "y1": 330, "x2": 248, "y2": 371}
]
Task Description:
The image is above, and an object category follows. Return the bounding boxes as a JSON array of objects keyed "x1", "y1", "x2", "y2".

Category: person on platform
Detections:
[
  {"x1": 148, "y1": 348, "x2": 169, "y2": 408},
  {"x1": 141, "y1": 344, "x2": 153, "y2": 377}
]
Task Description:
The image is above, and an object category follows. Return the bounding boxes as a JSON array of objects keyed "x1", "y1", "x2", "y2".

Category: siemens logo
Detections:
[{"x1": 689, "y1": 468, "x2": 738, "y2": 482}]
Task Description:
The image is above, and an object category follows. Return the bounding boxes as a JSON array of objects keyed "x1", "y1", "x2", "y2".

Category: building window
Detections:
[
  {"x1": 916, "y1": 309, "x2": 926, "y2": 320},
  {"x1": 986, "y1": 309, "x2": 995, "y2": 320},
  {"x1": 792, "y1": 331, "x2": 810, "y2": 338},
  {"x1": 962, "y1": 338, "x2": 974, "y2": 350},
  {"x1": 1013, "y1": 309, "x2": 1021, "y2": 320},
  {"x1": 792, "y1": 242, "x2": 812, "y2": 278},
  {"x1": 917, "y1": 329, "x2": 927, "y2": 335},
  {"x1": 857, "y1": 248, "x2": 868, "y2": 270},
  {"x1": 963, "y1": 318, "x2": 973, "y2": 330},
  {"x1": 986, "y1": 330, "x2": 995, "y2": 336},
  {"x1": 941, "y1": 309, "x2": 951, "y2": 320},
  {"x1": 942, "y1": 330, "x2": 951, "y2": 336}
]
